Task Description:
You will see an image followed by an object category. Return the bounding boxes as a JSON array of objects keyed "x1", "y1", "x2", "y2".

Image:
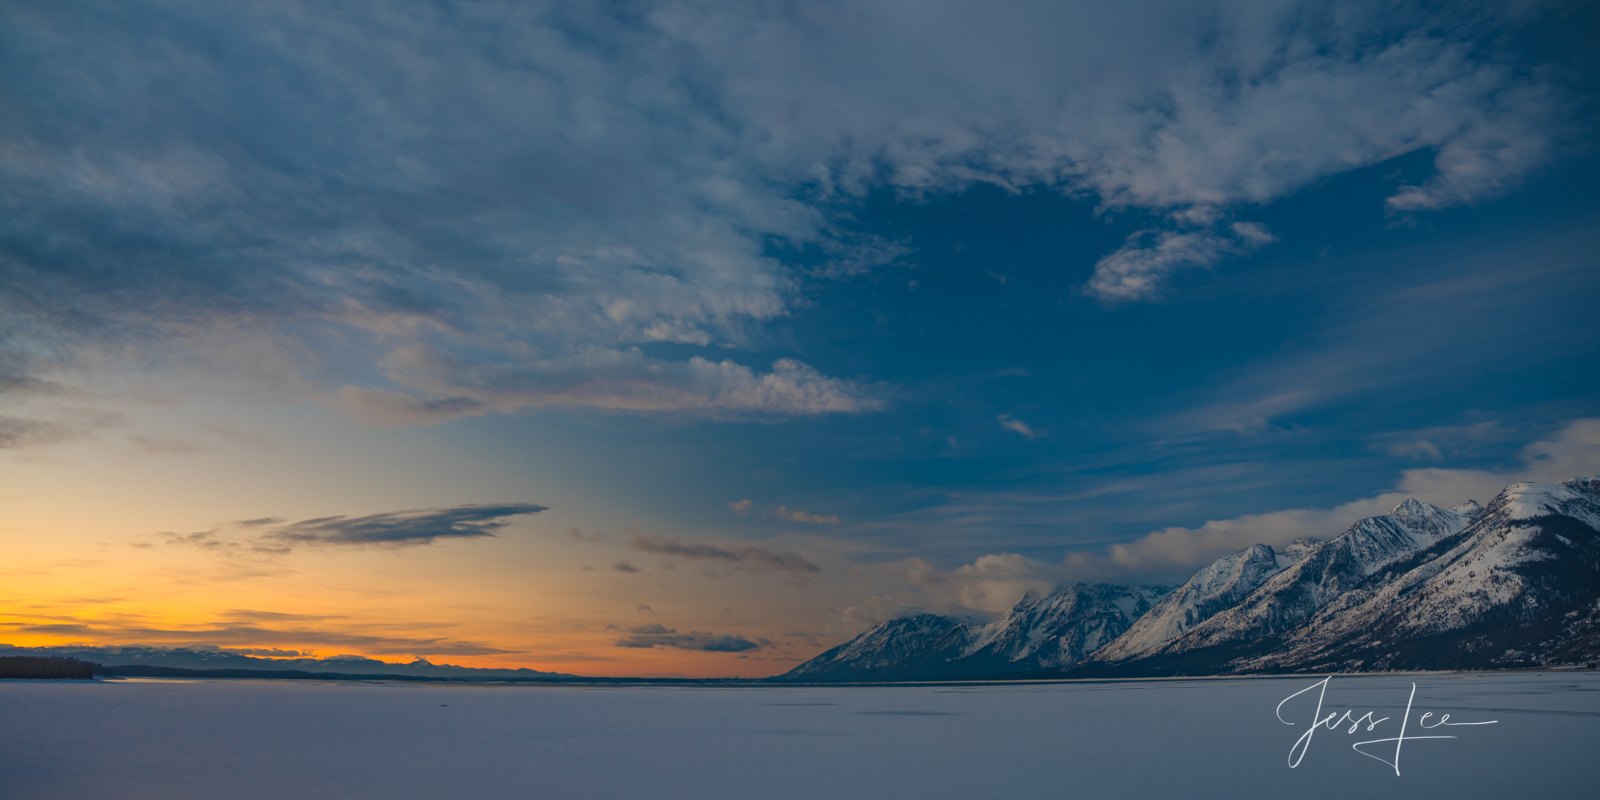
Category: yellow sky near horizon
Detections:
[{"x1": 0, "y1": 403, "x2": 850, "y2": 679}]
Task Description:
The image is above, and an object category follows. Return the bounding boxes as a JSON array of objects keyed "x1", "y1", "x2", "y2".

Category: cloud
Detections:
[
  {"x1": 833, "y1": 596, "x2": 933, "y2": 635},
  {"x1": 907, "y1": 417, "x2": 1600, "y2": 597},
  {"x1": 164, "y1": 504, "x2": 548, "y2": 552},
  {"x1": 129, "y1": 435, "x2": 207, "y2": 455},
  {"x1": 908, "y1": 553, "x2": 1064, "y2": 615},
  {"x1": 996, "y1": 414, "x2": 1043, "y2": 440},
  {"x1": 1155, "y1": 232, "x2": 1599, "y2": 437},
  {"x1": 1397, "y1": 417, "x2": 1600, "y2": 507},
  {"x1": 0, "y1": 618, "x2": 517, "y2": 657},
  {"x1": 1074, "y1": 416, "x2": 1600, "y2": 574},
  {"x1": 1057, "y1": 419, "x2": 1598, "y2": 578},
  {"x1": 1369, "y1": 420, "x2": 1517, "y2": 462},
  {"x1": 612, "y1": 561, "x2": 642, "y2": 574},
  {"x1": 1381, "y1": 439, "x2": 1444, "y2": 461},
  {"x1": 728, "y1": 499, "x2": 753, "y2": 514},
  {"x1": 340, "y1": 354, "x2": 887, "y2": 425},
  {"x1": 1385, "y1": 79, "x2": 1562, "y2": 212},
  {"x1": 0, "y1": 0, "x2": 1571, "y2": 428},
  {"x1": 1084, "y1": 224, "x2": 1274, "y2": 303},
  {"x1": 613, "y1": 624, "x2": 762, "y2": 652},
  {"x1": 628, "y1": 533, "x2": 820, "y2": 573},
  {"x1": 216, "y1": 647, "x2": 306, "y2": 658},
  {"x1": 0, "y1": 415, "x2": 75, "y2": 449},
  {"x1": 775, "y1": 506, "x2": 841, "y2": 525}
]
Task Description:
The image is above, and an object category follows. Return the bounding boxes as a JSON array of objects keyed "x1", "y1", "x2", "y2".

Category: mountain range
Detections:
[
  {"x1": 0, "y1": 645, "x2": 577, "y2": 680},
  {"x1": 780, "y1": 476, "x2": 1600, "y2": 681}
]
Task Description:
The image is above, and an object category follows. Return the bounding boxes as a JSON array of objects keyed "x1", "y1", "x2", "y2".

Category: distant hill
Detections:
[{"x1": 0, "y1": 646, "x2": 578, "y2": 681}]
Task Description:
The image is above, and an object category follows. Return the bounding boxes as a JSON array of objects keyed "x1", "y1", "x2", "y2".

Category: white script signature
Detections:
[{"x1": 1276, "y1": 677, "x2": 1498, "y2": 775}]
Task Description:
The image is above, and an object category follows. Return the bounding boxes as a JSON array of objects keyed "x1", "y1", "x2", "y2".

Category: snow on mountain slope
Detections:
[
  {"x1": 1151, "y1": 497, "x2": 1480, "y2": 655},
  {"x1": 779, "y1": 584, "x2": 1168, "y2": 681},
  {"x1": 1093, "y1": 539, "x2": 1317, "y2": 662},
  {"x1": 1239, "y1": 477, "x2": 1600, "y2": 672},
  {"x1": 780, "y1": 614, "x2": 970, "y2": 681},
  {"x1": 783, "y1": 476, "x2": 1600, "y2": 682},
  {"x1": 957, "y1": 584, "x2": 1168, "y2": 672}
]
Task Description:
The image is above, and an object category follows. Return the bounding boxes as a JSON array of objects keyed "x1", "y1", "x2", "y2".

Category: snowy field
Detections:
[{"x1": 3, "y1": 672, "x2": 1597, "y2": 799}]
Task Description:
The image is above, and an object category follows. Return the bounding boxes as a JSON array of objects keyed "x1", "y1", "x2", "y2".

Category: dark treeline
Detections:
[{"x1": 0, "y1": 655, "x2": 96, "y2": 679}]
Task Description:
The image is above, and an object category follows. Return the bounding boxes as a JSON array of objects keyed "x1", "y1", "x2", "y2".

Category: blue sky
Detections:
[{"x1": 2, "y1": 0, "x2": 1598, "y2": 675}]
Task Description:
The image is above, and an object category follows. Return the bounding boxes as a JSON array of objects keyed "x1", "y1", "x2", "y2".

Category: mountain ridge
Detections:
[{"x1": 783, "y1": 475, "x2": 1600, "y2": 681}]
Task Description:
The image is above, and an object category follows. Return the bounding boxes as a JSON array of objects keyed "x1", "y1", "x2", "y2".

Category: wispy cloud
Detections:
[
  {"x1": 0, "y1": 415, "x2": 74, "y2": 449},
  {"x1": 263, "y1": 504, "x2": 547, "y2": 547},
  {"x1": 340, "y1": 355, "x2": 888, "y2": 425},
  {"x1": 910, "y1": 417, "x2": 1600, "y2": 597},
  {"x1": 0, "y1": 617, "x2": 518, "y2": 657},
  {"x1": 996, "y1": 414, "x2": 1043, "y2": 440},
  {"x1": 1152, "y1": 230, "x2": 1600, "y2": 439},
  {"x1": 129, "y1": 435, "x2": 207, "y2": 456},
  {"x1": 1085, "y1": 224, "x2": 1276, "y2": 303},
  {"x1": 164, "y1": 503, "x2": 547, "y2": 553},
  {"x1": 628, "y1": 533, "x2": 820, "y2": 573},
  {"x1": 775, "y1": 506, "x2": 841, "y2": 525}
]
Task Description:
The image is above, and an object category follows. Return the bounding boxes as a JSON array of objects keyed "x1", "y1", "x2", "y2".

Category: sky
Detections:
[{"x1": 2, "y1": 0, "x2": 1598, "y2": 678}]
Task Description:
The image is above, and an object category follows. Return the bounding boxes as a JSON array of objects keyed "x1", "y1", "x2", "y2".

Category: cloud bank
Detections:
[{"x1": 0, "y1": 0, "x2": 1570, "y2": 429}]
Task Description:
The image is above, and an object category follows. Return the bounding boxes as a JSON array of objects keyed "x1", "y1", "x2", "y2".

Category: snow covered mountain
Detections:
[
  {"x1": 779, "y1": 584, "x2": 1168, "y2": 681},
  {"x1": 1236, "y1": 477, "x2": 1600, "y2": 672},
  {"x1": 1132, "y1": 496, "x2": 1483, "y2": 659},
  {"x1": 783, "y1": 476, "x2": 1600, "y2": 682},
  {"x1": 778, "y1": 614, "x2": 972, "y2": 681},
  {"x1": 1093, "y1": 539, "x2": 1318, "y2": 662},
  {"x1": 957, "y1": 584, "x2": 1168, "y2": 673}
]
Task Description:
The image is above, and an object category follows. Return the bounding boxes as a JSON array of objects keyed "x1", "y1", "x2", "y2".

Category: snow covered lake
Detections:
[{"x1": 4, "y1": 672, "x2": 1597, "y2": 799}]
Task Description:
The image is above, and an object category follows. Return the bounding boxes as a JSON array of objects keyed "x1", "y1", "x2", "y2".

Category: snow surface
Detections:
[{"x1": 3, "y1": 674, "x2": 1597, "y2": 799}]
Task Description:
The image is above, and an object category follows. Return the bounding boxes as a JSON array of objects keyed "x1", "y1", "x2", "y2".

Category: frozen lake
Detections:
[{"x1": 4, "y1": 672, "x2": 1597, "y2": 799}]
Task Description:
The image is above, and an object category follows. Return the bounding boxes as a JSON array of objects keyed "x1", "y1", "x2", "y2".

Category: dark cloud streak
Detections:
[
  {"x1": 628, "y1": 533, "x2": 819, "y2": 573},
  {"x1": 264, "y1": 503, "x2": 547, "y2": 547}
]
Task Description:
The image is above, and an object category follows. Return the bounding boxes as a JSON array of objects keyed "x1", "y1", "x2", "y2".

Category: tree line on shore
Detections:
[{"x1": 0, "y1": 655, "x2": 96, "y2": 679}]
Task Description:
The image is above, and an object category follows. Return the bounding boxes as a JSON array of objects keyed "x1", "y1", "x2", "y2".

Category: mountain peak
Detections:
[
  {"x1": 1564, "y1": 476, "x2": 1600, "y2": 497},
  {"x1": 1389, "y1": 497, "x2": 1447, "y2": 526}
]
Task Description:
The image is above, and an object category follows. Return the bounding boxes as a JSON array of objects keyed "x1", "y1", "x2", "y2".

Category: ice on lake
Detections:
[{"x1": 4, "y1": 672, "x2": 1597, "y2": 799}]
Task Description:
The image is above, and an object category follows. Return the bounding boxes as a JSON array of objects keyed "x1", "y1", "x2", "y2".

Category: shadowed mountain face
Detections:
[{"x1": 782, "y1": 477, "x2": 1600, "y2": 682}]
